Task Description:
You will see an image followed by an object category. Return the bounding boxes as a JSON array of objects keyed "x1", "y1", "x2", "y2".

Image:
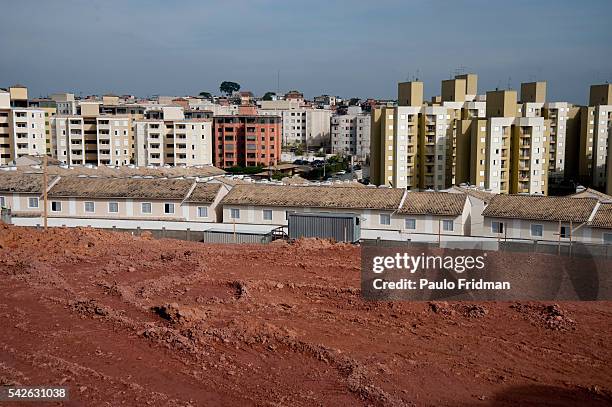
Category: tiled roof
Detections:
[
  {"x1": 398, "y1": 192, "x2": 466, "y2": 216},
  {"x1": 11, "y1": 165, "x2": 224, "y2": 179},
  {"x1": 482, "y1": 195, "x2": 598, "y2": 222},
  {"x1": 0, "y1": 173, "x2": 45, "y2": 194},
  {"x1": 184, "y1": 183, "x2": 222, "y2": 204},
  {"x1": 450, "y1": 186, "x2": 495, "y2": 204},
  {"x1": 221, "y1": 184, "x2": 404, "y2": 210},
  {"x1": 48, "y1": 177, "x2": 194, "y2": 200},
  {"x1": 590, "y1": 203, "x2": 612, "y2": 229},
  {"x1": 571, "y1": 188, "x2": 612, "y2": 202}
]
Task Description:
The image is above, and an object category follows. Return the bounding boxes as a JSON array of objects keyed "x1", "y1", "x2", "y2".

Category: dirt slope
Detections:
[{"x1": 0, "y1": 224, "x2": 611, "y2": 406}]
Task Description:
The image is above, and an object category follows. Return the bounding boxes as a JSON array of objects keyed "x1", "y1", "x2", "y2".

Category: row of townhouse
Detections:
[
  {"x1": 1, "y1": 172, "x2": 611, "y2": 244},
  {"x1": 0, "y1": 172, "x2": 228, "y2": 224}
]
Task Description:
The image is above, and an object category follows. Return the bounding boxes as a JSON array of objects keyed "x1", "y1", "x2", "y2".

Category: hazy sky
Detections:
[{"x1": 1, "y1": 0, "x2": 611, "y2": 104}]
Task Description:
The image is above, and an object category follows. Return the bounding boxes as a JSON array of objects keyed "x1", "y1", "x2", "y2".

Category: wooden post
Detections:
[
  {"x1": 43, "y1": 154, "x2": 48, "y2": 230},
  {"x1": 233, "y1": 219, "x2": 236, "y2": 244},
  {"x1": 438, "y1": 219, "x2": 441, "y2": 246},
  {"x1": 557, "y1": 220, "x2": 561, "y2": 255},
  {"x1": 569, "y1": 220, "x2": 573, "y2": 257}
]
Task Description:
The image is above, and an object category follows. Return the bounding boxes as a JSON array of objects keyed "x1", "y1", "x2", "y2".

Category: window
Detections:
[
  {"x1": 405, "y1": 218, "x2": 416, "y2": 230},
  {"x1": 442, "y1": 220, "x2": 453, "y2": 232},
  {"x1": 230, "y1": 208, "x2": 240, "y2": 219},
  {"x1": 530, "y1": 224, "x2": 543, "y2": 237},
  {"x1": 492, "y1": 221, "x2": 504, "y2": 234},
  {"x1": 379, "y1": 214, "x2": 391, "y2": 225},
  {"x1": 197, "y1": 206, "x2": 208, "y2": 218},
  {"x1": 164, "y1": 203, "x2": 175, "y2": 214},
  {"x1": 51, "y1": 201, "x2": 62, "y2": 212},
  {"x1": 108, "y1": 202, "x2": 119, "y2": 213},
  {"x1": 560, "y1": 226, "x2": 569, "y2": 238},
  {"x1": 84, "y1": 201, "x2": 95, "y2": 213},
  {"x1": 263, "y1": 209, "x2": 272, "y2": 220},
  {"x1": 604, "y1": 233, "x2": 612, "y2": 244},
  {"x1": 0, "y1": 196, "x2": 5, "y2": 207},
  {"x1": 28, "y1": 197, "x2": 39, "y2": 208},
  {"x1": 141, "y1": 202, "x2": 152, "y2": 214}
]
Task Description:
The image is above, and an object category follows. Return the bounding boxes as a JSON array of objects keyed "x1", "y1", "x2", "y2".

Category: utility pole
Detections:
[{"x1": 43, "y1": 154, "x2": 48, "y2": 230}]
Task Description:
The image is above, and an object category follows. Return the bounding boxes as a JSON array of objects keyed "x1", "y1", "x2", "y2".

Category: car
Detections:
[{"x1": 336, "y1": 170, "x2": 346, "y2": 175}]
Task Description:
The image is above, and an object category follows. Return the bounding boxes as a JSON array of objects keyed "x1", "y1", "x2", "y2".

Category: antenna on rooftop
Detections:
[
  {"x1": 276, "y1": 70, "x2": 280, "y2": 95},
  {"x1": 507, "y1": 76, "x2": 512, "y2": 90},
  {"x1": 454, "y1": 65, "x2": 467, "y2": 77}
]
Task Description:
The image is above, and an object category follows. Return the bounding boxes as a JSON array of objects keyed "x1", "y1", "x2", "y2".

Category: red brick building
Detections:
[{"x1": 213, "y1": 109, "x2": 281, "y2": 168}]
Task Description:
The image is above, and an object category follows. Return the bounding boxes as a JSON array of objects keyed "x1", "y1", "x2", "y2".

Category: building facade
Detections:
[{"x1": 213, "y1": 113, "x2": 281, "y2": 168}]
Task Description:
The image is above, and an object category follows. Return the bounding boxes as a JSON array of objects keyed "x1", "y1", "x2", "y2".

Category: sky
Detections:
[{"x1": 1, "y1": 0, "x2": 611, "y2": 104}]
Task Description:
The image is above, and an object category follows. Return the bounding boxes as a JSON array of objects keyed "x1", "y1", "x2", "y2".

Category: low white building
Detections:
[
  {"x1": 45, "y1": 176, "x2": 227, "y2": 223},
  {"x1": 481, "y1": 194, "x2": 599, "y2": 243},
  {"x1": 220, "y1": 184, "x2": 405, "y2": 232},
  {"x1": 0, "y1": 172, "x2": 55, "y2": 217}
]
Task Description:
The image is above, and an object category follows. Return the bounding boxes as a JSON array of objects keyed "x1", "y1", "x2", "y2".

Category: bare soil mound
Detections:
[{"x1": 0, "y1": 224, "x2": 610, "y2": 406}]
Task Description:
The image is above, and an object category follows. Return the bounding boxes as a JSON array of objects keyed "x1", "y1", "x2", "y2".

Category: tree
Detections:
[
  {"x1": 219, "y1": 81, "x2": 241, "y2": 96},
  {"x1": 262, "y1": 91, "x2": 276, "y2": 101},
  {"x1": 199, "y1": 91, "x2": 212, "y2": 99}
]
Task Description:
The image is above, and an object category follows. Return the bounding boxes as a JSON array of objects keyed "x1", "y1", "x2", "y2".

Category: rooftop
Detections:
[
  {"x1": 221, "y1": 184, "x2": 404, "y2": 210},
  {"x1": 9, "y1": 164, "x2": 224, "y2": 179},
  {"x1": 48, "y1": 177, "x2": 194, "y2": 200},
  {"x1": 450, "y1": 186, "x2": 495, "y2": 204},
  {"x1": 571, "y1": 188, "x2": 612, "y2": 202},
  {"x1": 398, "y1": 192, "x2": 466, "y2": 216},
  {"x1": 0, "y1": 173, "x2": 45, "y2": 194},
  {"x1": 590, "y1": 203, "x2": 612, "y2": 229},
  {"x1": 184, "y1": 183, "x2": 223, "y2": 204},
  {"x1": 482, "y1": 195, "x2": 598, "y2": 222}
]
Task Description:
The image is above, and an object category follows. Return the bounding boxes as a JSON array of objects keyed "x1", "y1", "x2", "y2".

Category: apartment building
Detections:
[
  {"x1": 8, "y1": 84, "x2": 28, "y2": 108},
  {"x1": 50, "y1": 93, "x2": 77, "y2": 115},
  {"x1": 51, "y1": 115, "x2": 132, "y2": 165},
  {"x1": 542, "y1": 102, "x2": 580, "y2": 181},
  {"x1": 579, "y1": 84, "x2": 612, "y2": 194},
  {"x1": 9, "y1": 108, "x2": 47, "y2": 160},
  {"x1": 372, "y1": 77, "x2": 554, "y2": 195},
  {"x1": 258, "y1": 102, "x2": 332, "y2": 148},
  {"x1": 213, "y1": 111, "x2": 281, "y2": 168},
  {"x1": 330, "y1": 109, "x2": 371, "y2": 160},
  {"x1": 0, "y1": 91, "x2": 10, "y2": 164},
  {"x1": 134, "y1": 116, "x2": 213, "y2": 167}
]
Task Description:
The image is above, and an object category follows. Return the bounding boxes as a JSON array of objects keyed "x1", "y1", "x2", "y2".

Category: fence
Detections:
[
  {"x1": 362, "y1": 237, "x2": 612, "y2": 259},
  {"x1": 35, "y1": 224, "x2": 273, "y2": 245}
]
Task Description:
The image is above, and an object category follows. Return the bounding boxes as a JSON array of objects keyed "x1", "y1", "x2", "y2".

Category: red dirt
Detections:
[{"x1": 0, "y1": 224, "x2": 611, "y2": 406}]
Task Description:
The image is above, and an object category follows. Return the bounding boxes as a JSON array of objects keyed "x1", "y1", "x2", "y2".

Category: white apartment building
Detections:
[
  {"x1": 50, "y1": 93, "x2": 77, "y2": 115},
  {"x1": 51, "y1": 115, "x2": 132, "y2": 165},
  {"x1": 331, "y1": 113, "x2": 371, "y2": 160},
  {"x1": 543, "y1": 102, "x2": 571, "y2": 179},
  {"x1": 259, "y1": 103, "x2": 332, "y2": 148},
  {"x1": 9, "y1": 108, "x2": 46, "y2": 160},
  {"x1": 513, "y1": 117, "x2": 547, "y2": 195},
  {"x1": 134, "y1": 119, "x2": 212, "y2": 167}
]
